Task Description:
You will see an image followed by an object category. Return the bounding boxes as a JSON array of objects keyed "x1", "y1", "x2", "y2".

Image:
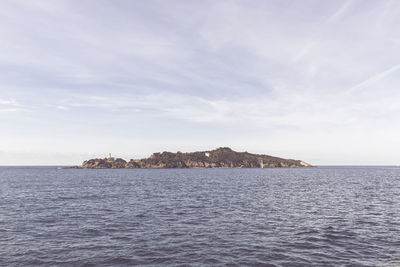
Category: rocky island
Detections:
[{"x1": 71, "y1": 147, "x2": 311, "y2": 169}]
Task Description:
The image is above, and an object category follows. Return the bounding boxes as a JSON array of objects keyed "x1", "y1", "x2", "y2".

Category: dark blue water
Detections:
[{"x1": 1, "y1": 167, "x2": 400, "y2": 266}]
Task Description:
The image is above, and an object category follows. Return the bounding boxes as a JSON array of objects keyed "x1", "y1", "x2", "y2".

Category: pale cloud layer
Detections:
[{"x1": 1, "y1": 0, "x2": 400, "y2": 165}]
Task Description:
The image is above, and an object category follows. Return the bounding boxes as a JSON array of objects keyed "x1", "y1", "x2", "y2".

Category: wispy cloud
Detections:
[
  {"x1": 56, "y1": 105, "x2": 69, "y2": 111},
  {"x1": 326, "y1": 0, "x2": 353, "y2": 23},
  {"x1": 0, "y1": 98, "x2": 25, "y2": 112},
  {"x1": 1, "y1": 0, "x2": 400, "y2": 164},
  {"x1": 291, "y1": 0, "x2": 354, "y2": 64},
  {"x1": 57, "y1": 89, "x2": 400, "y2": 132},
  {"x1": 0, "y1": 99, "x2": 21, "y2": 106},
  {"x1": 0, "y1": 108, "x2": 22, "y2": 113},
  {"x1": 292, "y1": 41, "x2": 318, "y2": 63},
  {"x1": 346, "y1": 64, "x2": 400, "y2": 94}
]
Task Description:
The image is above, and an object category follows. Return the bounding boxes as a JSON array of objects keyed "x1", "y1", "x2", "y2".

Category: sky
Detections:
[{"x1": 1, "y1": 0, "x2": 400, "y2": 165}]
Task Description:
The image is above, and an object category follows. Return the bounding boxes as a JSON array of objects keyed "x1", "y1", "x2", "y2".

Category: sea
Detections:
[{"x1": 1, "y1": 166, "x2": 399, "y2": 266}]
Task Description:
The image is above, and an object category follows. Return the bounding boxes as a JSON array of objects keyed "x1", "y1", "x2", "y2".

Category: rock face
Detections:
[
  {"x1": 80, "y1": 147, "x2": 312, "y2": 169},
  {"x1": 63, "y1": 165, "x2": 81, "y2": 169},
  {"x1": 82, "y1": 157, "x2": 127, "y2": 169}
]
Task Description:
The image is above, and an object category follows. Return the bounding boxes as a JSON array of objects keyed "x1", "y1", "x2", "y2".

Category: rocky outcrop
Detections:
[
  {"x1": 82, "y1": 157, "x2": 127, "y2": 169},
  {"x1": 79, "y1": 147, "x2": 312, "y2": 169},
  {"x1": 63, "y1": 165, "x2": 81, "y2": 169}
]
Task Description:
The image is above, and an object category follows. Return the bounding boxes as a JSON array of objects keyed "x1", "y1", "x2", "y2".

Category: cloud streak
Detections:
[
  {"x1": 326, "y1": 0, "x2": 353, "y2": 23},
  {"x1": 346, "y1": 64, "x2": 400, "y2": 94},
  {"x1": 0, "y1": 98, "x2": 25, "y2": 112}
]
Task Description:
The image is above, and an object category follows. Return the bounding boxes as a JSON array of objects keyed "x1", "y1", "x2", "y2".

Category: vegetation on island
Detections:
[{"x1": 68, "y1": 147, "x2": 311, "y2": 169}]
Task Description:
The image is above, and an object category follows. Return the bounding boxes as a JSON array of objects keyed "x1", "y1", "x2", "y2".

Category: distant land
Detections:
[{"x1": 66, "y1": 147, "x2": 311, "y2": 169}]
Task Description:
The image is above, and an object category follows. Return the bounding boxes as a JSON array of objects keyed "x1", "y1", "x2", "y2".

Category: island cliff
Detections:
[{"x1": 78, "y1": 147, "x2": 311, "y2": 169}]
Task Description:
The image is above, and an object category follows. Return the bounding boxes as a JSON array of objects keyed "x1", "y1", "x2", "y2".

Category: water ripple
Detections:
[{"x1": 1, "y1": 166, "x2": 400, "y2": 266}]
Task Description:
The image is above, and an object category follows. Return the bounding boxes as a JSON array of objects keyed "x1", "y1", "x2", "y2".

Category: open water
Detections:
[{"x1": 1, "y1": 166, "x2": 400, "y2": 266}]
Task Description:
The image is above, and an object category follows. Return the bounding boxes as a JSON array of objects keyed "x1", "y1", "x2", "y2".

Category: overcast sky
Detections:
[{"x1": 1, "y1": 0, "x2": 400, "y2": 165}]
